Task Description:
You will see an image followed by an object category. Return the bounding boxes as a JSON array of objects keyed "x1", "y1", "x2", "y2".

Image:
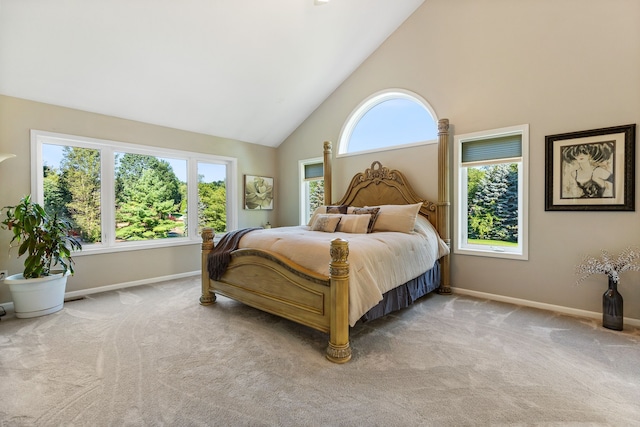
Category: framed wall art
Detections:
[
  {"x1": 244, "y1": 175, "x2": 274, "y2": 210},
  {"x1": 545, "y1": 124, "x2": 636, "y2": 211}
]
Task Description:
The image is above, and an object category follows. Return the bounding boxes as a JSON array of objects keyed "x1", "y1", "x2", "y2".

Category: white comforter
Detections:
[{"x1": 238, "y1": 216, "x2": 449, "y2": 326}]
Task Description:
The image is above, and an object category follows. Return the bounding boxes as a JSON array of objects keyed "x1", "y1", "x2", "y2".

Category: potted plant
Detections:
[
  {"x1": 1, "y1": 195, "x2": 81, "y2": 318},
  {"x1": 576, "y1": 247, "x2": 640, "y2": 331}
]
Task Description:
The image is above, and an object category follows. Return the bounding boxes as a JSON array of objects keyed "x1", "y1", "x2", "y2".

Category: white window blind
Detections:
[
  {"x1": 304, "y1": 162, "x2": 323, "y2": 181},
  {"x1": 462, "y1": 135, "x2": 522, "y2": 164}
]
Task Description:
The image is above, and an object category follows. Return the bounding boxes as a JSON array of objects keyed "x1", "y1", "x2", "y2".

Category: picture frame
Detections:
[
  {"x1": 244, "y1": 175, "x2": 274, "y2": 210},
  {"x1": 545, "y1": 124, "x2": 636, "y2": 211}
]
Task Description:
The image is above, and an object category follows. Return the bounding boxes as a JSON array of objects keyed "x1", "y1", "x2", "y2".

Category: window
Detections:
[
  {"x1": 299, "y1": 158, "x2": 324, "y2": 225},
  {"x1": 32, "y1": 130, "x2": 237, "y2": 254},
  {"x1": 197, "y1": 161, "x2": 229, "y2": 235},
  {"x1": 454, "y1": 124, "x2": 529, "y2": 260},
  {"x1": 338, "y1": 89, "x2": 438, "y2": 156}
]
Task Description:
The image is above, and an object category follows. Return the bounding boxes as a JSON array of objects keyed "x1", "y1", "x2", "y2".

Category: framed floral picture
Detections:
[
  {"x1": 545, "y1": 124, "x2": 636, "y2": 211},
  {"x1": 244, "y1": 175, "x2": 274, "y2": 210}
]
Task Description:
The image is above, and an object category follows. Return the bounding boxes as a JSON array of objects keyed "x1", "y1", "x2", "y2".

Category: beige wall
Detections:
[
  {"x1": 0, "y1": 95, "x2": 277, "y2": 303},
  {"x1": 277, "y1": 0, "x2": 640, "y2": 319}
]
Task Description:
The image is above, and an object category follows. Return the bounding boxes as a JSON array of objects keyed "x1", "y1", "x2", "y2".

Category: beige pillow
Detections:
[
  {"x1": 369, "y1": 203, "x2": 422, "y2": 233},
  {"x1": 307, "y1": 205, "x2": 326, "y2": 226},
  {"x1": 310, "y1": 214, "x2": 342, "y2": 232},
  {"x1": 336, "y1": 214, "x2": 371, "y2": 234}
]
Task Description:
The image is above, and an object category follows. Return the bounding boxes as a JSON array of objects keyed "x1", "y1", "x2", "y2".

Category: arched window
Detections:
[{"x1": 338, "y1": 89, "x2": 438, "y2": 156}]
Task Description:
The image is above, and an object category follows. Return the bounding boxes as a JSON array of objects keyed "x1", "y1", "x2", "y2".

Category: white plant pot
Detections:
[{"x1": 4, "y1": 272, "x2": 69, "y2": 318}]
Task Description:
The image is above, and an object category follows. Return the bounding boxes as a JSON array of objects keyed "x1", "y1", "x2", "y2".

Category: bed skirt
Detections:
[{"x1": 359, "y1": 260, "x2": 441, "y2": 323}]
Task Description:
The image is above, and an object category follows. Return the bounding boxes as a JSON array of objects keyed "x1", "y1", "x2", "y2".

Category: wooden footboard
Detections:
[{"x1": 200, "y1": 228, "x2": 352, "y2": 363}]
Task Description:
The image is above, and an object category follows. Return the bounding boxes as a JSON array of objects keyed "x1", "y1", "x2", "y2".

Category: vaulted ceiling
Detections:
[{"x1": 0, "y1": 0, "x2": 425, "y2": 147}]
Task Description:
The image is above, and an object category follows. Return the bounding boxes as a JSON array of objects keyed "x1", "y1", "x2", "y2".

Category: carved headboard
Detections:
[{"x1": 333, "y1": 161, "x2": 438, "y2": 230}]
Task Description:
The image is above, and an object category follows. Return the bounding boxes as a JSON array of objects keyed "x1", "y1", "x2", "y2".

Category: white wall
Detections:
[{"x1": 277, "y1": 0, "x2": 640, "y2": 319}]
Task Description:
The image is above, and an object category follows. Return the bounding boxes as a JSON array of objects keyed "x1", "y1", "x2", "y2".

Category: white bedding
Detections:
[{"x1": 238, "y1": 216, "x2": 449, "y2": 326}]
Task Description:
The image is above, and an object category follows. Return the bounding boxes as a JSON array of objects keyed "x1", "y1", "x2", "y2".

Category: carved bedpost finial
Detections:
[
  {"x1": 323, "y1": 140, "x2": 332, "y2": 152},
  {"x1": 438, "y1": 118, "x2": 449, "y2": 134},
  {"x1": 202, "y1": 227, "x2": 214, "y2": 250},
  {"x1": 329, "y1": 238, "x2": 349, "y2": 277}
]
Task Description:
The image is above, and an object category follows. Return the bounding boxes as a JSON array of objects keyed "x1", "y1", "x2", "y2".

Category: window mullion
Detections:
[
  {"x1": 102, "y1": 146, "x2": 116, "y2": 246},
  {"x1": 188, "y1": 160, "x2": 199, "y2": 240}
]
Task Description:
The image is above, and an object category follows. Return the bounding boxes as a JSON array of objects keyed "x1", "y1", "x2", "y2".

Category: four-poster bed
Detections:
[{"x1": 200, "y1": 118, "x2": 451, "y2": 363}]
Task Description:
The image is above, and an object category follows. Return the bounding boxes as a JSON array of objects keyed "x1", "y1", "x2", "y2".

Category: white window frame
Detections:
[
  {"x1": 299, "y1": 157, "x2": 323, "y2": 225},
  {"x1": 337, "y1": 88, "x2": 439, "y2": 158},
  {"x1": 31, "y1": 130, "x2": 238, "y2": 255},
  {"x1": 453, "y1": 124, "x2": 529, "y2": 260}
]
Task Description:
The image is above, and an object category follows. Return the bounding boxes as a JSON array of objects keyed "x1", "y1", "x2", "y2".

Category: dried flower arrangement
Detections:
[{"x1": 576, "y1": 246, "x2": 640, "y2": 284}]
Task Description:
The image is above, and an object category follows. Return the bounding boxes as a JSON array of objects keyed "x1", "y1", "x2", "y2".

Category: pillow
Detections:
[
  {"x1": 369, "y1": 203, "x2": 422, "y2": 233},
  {"x1": 326, "y1": 205, "x2": 348, "y2": 214},
  {"x1": 350, "y1": 207, "x2": 380, "y2": 233},
  {"x1": 336, "y1": 214, "x2": 370, "y2": 234},
  {"x1": 307, "y1": 205, "x2": 326, "y2": 226},
  {"x1": 310, "y1": 214, "x2": 342, "y2": 232}
]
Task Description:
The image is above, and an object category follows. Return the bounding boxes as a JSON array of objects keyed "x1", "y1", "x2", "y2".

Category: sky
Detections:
[{"x1": 349, "y1": 98, "x2": 437, "y2": 152}]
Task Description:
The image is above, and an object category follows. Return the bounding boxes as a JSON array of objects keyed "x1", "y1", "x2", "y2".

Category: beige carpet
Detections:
[{"x1": 0, "y1": 276, "x2": 639, "y2": 426}]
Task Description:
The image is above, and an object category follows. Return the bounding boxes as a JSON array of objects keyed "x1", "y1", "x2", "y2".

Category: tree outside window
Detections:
[{"x1": 35, "y1": 131, "x2": 235, "y2": 253}]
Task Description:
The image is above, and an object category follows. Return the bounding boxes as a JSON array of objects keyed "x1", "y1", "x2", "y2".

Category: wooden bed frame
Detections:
[{"x1": 200, "y1": 118, "x2": 451, "y2": 363}]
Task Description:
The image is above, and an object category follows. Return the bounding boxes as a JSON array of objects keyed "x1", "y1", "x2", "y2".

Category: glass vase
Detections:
[{"x1": 602, "y1": 276, "x2": 623, "y2": 331}]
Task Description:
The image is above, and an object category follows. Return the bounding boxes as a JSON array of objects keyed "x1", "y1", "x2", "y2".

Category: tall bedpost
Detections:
[
  {"x1": 437, "y1": 118, "x2": 452, "y2": 295},
  {"x1": 200, "y1": 228, "x2": 216, "y2": 305},
  {"x1": 323, "y1": 141, "x2": 332, "y2": 205},
  {"x1": 326, "y1": 238, "x2": 351, "y2": 364}
]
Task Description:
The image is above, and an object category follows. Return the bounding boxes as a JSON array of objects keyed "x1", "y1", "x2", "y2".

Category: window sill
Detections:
[
  {"x1": 454, "y1": 247, "x2": 528, "y2": 261},
  {"x1": 73, "y1": 237, "x2": 201, "y2": 256}
]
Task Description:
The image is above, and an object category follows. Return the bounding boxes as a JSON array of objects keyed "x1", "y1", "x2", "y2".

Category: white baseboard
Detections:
[
  {"x1": 451, "y1": 287, "x2": 640, "y2": 329},
  {"x1": 0, "y1": 270, "x2": 200, "y2": 314}
]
